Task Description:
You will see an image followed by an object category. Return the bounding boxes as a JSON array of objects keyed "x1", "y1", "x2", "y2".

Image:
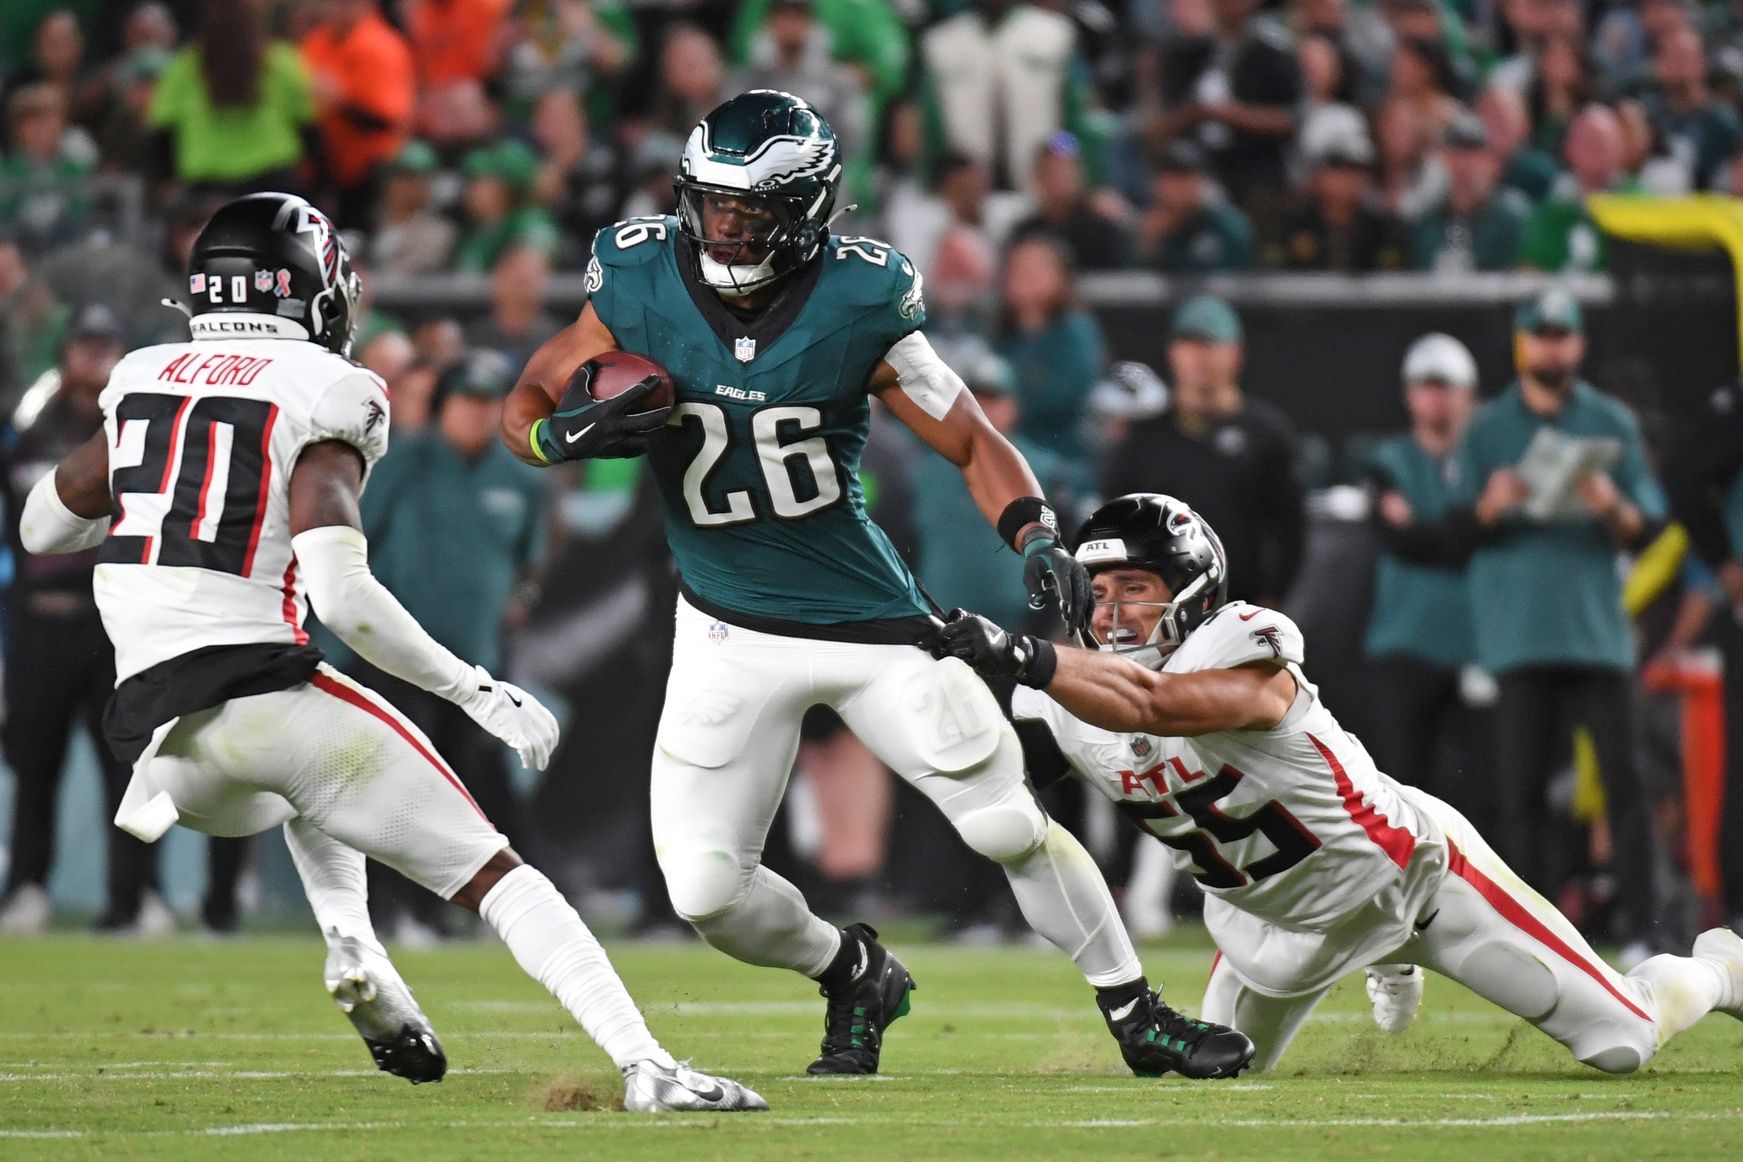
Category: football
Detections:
[{"x1": 583, "y1": 349, "x2": 676, "y2": 413}]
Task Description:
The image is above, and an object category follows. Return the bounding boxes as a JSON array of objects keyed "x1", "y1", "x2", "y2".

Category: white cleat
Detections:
[
  {"x1": 0, "y1": 884, "x2": 51, "y2": 935},
  {"x1": 323, "y1": 931, "x2": 447, "y2": 1083},
  {"x1": 1692, "y1": 928, "x2": 1743, "y2": 1019},
  {"x1": 1365, "y1": 963, "x2": 1424, "y2": 1034},
  {"x1": 621, "y1": 1059, "x2": 770, "y2": 1112}
]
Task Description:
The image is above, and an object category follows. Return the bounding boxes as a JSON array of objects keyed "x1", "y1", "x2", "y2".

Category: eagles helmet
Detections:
[
  {"x1": 1073, "y1": 494, "x2": 1229, "y2": 657},
  {"x1": 186, "y1": 192, "x2": 363, "y2": 357},
  {"x1": 675, "y1": 90, "x2": 842, "y2": 298}
]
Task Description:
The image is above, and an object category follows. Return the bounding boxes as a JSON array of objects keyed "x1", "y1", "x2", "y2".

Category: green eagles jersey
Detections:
[{"x1": 587, "y1": 215, "x2": 931, "y2": 632}]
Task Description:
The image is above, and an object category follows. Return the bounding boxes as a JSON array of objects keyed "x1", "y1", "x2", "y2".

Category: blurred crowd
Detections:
[{"x1": 3, "y1": 0, "x2": 1743, "y2": 956}]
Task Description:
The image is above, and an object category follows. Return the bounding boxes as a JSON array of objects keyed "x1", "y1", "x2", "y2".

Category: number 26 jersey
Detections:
[
  {"x1": 1013, "y1": 603, "x2": 1434, "y2": 931},
  {"x1": 93, "y1": 334, "x2": 390, "y2": 683}
]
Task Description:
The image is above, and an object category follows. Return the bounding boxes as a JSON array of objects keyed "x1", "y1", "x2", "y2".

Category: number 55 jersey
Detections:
[
  {"x1": 94, "y1": 333, "x2": 390, "y2": 683},
  {"x1": 1014, "y1": 602, "x2": 1442, "y2": 947}
]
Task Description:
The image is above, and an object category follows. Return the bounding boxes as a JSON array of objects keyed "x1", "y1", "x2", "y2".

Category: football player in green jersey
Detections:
[{"x1": 503, "y1": 90, "x2": 1253, "y2": 1081}]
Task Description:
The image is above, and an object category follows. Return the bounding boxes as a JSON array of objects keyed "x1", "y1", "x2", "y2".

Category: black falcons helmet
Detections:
[
  {"x1": 185, "y1": 192, "x2": 362, "y2": 357},
  {"x1": 1072, "y1": 494, "x2": 1229, "y2": 650}
]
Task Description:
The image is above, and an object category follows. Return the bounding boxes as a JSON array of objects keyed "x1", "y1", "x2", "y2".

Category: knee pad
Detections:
[
  {"x1": 954, "y1": 792, "x2": 1048, "y2": 864},
  {"x1": 657, "y1": 847, "x2": 749, "y2": 922},
  {"x1": 1461, "y1": 940, "x2": 1559, "y2": 1022}
]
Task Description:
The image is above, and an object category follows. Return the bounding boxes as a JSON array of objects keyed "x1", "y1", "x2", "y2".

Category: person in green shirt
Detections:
[
  {"x1": 1361, "y1": 332, "x2": 1484, "y2": 818},
  {"x1": 1136, "y1": 141, "x2": 1254, "y2": 274},
  {"x1": 320, "y1": 349, "x2": 551, "y2": 938},
  {"x1": 1448, "y1": 289, "x2": 1668, "y2": 958},
  {"x1": 1642, "y1": 28, "x2": 1743, "y2": 190},
  {"x1": 1523, "y1": 105, "x2": 1637, "y2": 273},
  {"x1": 454, "y1": 139, "x2": 560, "y2": 274},
  {"x1": 1477, "y1": 84, "x2": 1559, "y2": 204},
  {"x1": 1411, "y1": 114, "x2": 1531, "y2": 272},
  {"x1": 145, "y1": 3, "x2": 313, "y2": 189},
  {"x1": 0, "y1": 83, "x2": 94, "y2": 255},
  {"x1": 996, "y1": 233, "x2": 1107, "y2": 467}
]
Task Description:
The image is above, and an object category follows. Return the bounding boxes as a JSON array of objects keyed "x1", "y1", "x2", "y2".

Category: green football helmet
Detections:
[{"x1": 675, "y1": 90, "x2": 842, "y2": 298}]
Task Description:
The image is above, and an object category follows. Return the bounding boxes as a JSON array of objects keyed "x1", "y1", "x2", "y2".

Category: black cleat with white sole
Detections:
[
  {"x1": 806, "y1": 923, "x2": 915, "y2": 1075},
  {"x1": 1098, "y1": 984, "x2": 1254, "y2": 1079}
]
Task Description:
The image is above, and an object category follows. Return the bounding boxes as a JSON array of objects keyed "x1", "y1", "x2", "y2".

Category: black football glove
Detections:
[
  {"x1": 925, "y1": 609, "x2": 1058, "y2": 687},
  {"x1": 1022, "y1": 534, "x2": 1092, "y2": 635},
  {"x1": 534, "y1": 362, "x2": 671, "y2": 463}
]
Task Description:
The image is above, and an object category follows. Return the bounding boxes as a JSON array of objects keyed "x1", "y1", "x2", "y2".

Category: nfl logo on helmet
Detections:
[{"x1": 254, "y1": 269, "x2": 273, "y2": 293}]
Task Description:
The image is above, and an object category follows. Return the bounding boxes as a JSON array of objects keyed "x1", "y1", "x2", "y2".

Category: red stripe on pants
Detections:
[
  {"x1": 1445, "y1": 840, "x2": 1652, "y2": 1024},
  {"x1": 309, "y1": 672, "x2": 486, "y2": 819}
]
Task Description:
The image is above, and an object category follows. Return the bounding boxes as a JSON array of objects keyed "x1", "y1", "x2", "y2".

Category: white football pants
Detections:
[
  {"x1": 145, "y1": 663, "x2": 507, "y2": 898},
  {"x1": 1202, "y1": 790, "x2": 1728, "y2": 1073},
  {"x1": 651, "y1": 598, "x2": 1141, "y2": 986}
]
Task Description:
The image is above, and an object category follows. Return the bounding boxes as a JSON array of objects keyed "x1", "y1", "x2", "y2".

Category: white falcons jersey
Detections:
[
  {"x1": 93, "y1": 335, "x2": 390, "y2": 682},
  {"x1": 1013, "y1": 602, "x2": 1433, "y2": 930}
]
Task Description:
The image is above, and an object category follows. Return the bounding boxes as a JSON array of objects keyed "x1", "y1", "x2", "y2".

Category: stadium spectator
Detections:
[
  {"x1": 996, "y1": 234, "x2": 1106, "y2": 466},
  {"x1": 1643, "y1": 28, "x2": 1743, "y2": 191},
  {"x1": 0, "y1": 304, "x2": 172, "y2": 938},
  {"x1": 1008, "y1": 133, "x2": 1133, "y2": 272},
  {"x1": 1295, "y1": 32, "x2": 1367, "y2": 181},
  {"x1": 91, "y1": 44, "x2": 167, "y2": 177},
  {"x1": 404, "y1": 0, "x2": 509, "y2": 148},
  {"x1": 454, "y1": 139, "x2": 559, "y2": 274},
  {"x1": 1388, "y1": 36, "x2": 1465, "y2": 136},
  {"x1": 146, "y1": 0, "x2": 311, "y2": 197},
  {"x1": 368, "y1": 138, "x2": 455, "y2": 277},
  {"x1": 1373, "y1": 94, "x2": 1447, "y2": 221},
  {"x1": 1272, "y1": 126, "x2": 1407, "y2": 271},
  {"x1": 1661, "y1": 377, "x2": 1743, "y2": 928},
  {"x1": 729, "y1": 0, "x2": 869, "y2": 170},
  {"x1": 1449, "y1": 290, "x2": 1668, "y2": 957},
  {"x1": 501, "y1": 0, "x2": 635, "y2": 112},
  {"x1": 920, "y1": 0, "x2": 1089, "y2": 194},
  {"x1": 0, "y1": 9, "x2": 102, "y2": 139},
  {"x1": 0, "y1": 82, "x2": 95, "y2": 256},
  {"x1": 1478, "y1": 82, "x2": 1559, "y2": 202},
  {"x1": 1134, "y1": 139, "x2": 1255, "y2": 273},
  {"x1": 1152, "y1": 0, "x2": 1303, "y2": 237},
  {"x1": 463, "y1": 244, "x2": 564, "y2": 369},
  {"x1": 642, "y1": 23, "x2": 726, "y2": 142},
  {"x1": 531, "y1": 88, "x2": 626, "y2": 265},
  {"x1": 886, "y1": 150, "x2": 1026, "y2": 286},
  {"x1": 1288, "y1": 0, "x2": 1389, "y2": 108},
  {"x1": 1523, "y1": 103, "x2": 1632, "y2": 273},
  {"x1": 923, "y1": 225, "x2": 999, "y2": 340},
  {"x1": 1362, "y1": 332, "x2": 1486, "y2": 815},
  {"x1": 1102, "y1": 294, "x2": 1306, "y2": 607},
  {"x1": 1410, "y1": 113, "x2": 1532, "y2": 271},
  {"x1": 300, "y1": 0, "x2": 415, "y2": 226},
  {"x1": 1524, "y1": 33, "x2": 1598, "y2": 158},
  {"x1": 321, "y1": 349, "x2": 549, "y2": 940},
  {"x1": 726, "y1": 0, "x2": 910, "y2": 119}
]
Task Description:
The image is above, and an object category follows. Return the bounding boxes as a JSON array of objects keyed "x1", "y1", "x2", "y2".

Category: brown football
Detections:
[{"x1": 584, "y1": 349, "x2": 676, "y2": 413}]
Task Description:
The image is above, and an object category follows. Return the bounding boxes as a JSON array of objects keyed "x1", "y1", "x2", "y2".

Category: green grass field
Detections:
[{"x1": 1, "y1": 930, "x2": 1739, "y2": 1160}]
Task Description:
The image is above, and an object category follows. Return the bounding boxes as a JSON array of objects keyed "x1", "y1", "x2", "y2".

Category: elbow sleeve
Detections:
[
  {"x1": 20, "y1": 469, "x2": 109, "y2": 555},
  {"x1": 291, "y1": 525, "x2": 472, "y2": 700}
]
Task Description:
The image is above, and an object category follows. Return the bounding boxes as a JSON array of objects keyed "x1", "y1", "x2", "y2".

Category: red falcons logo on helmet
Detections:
[{"x1": 280, "y1": 202, "x2": 341, "y2": 287}]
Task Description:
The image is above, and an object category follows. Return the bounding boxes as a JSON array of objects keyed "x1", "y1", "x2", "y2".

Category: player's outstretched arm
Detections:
[
  {"x1": 873, "y1": 346, "x2": 1090, "y2": 629},
  {"x1": 288, "y1": 441, "x2": 559, "y2": 769},
  {"x1": 501, "y1": 301, "x2": 618, "y2": 466},
  {"x1": 19, "y1": 430, "x2": 112, "y2": 554},
  {"x1": 930, "y1": 611, "x2": 1295, "y2": 736}
]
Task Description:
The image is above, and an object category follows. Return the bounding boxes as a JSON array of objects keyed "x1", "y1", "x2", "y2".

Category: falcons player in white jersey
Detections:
[
  {"x1": 17, "y1": 192, "x2": 764, "y2": 1113},
  {"x1": 931, "y1": 493, "x2": 1743, "y2": 1074}
]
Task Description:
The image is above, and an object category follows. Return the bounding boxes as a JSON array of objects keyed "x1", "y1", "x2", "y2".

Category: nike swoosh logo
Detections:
[
  {"x1": 564, "y1": 422, "x2": 595, "y2": 444},
  {"x1": 849, "y1": 943, "x2": 870, "y2": 983},
  {"x1": 691, "y1": 1081, "x2": 724, "y2": 1102},
  {"x1": 1238, "y1": 610, "x2": 1261, "y2": 621},
  {"x1": 1107, "y1": 999, "x2": 1140, "y2": 1022},
  {"x1": 505, "y1": 691, "x2": 522, "y2": 708},
  {"x1": 1414, "y1": 909, "x2": 1439, "y2": 932}
]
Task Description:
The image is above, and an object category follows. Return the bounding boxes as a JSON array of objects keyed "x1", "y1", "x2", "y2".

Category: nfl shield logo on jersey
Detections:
[
  {"x1": 734, "y1": 336, "x2": 757, "y2": 363},
  {"x1": 708, "y1": 620, "x2": 730, "y2": 643}
]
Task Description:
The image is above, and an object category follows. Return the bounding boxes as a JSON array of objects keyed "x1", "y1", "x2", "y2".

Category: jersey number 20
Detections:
[{"x1": 100, "y1": 392, "x2": 277, "y2": 576}]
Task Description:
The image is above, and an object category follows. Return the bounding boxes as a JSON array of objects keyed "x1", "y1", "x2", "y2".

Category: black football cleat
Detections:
[
  {"x1": 806, "y1": 923, "x2": 916, "y2": 1075},
  {"x1": 324, "y1": 933, "x2": 447, "y2": 1084},
  {"x1": 1098, "y1": 986, "x2": 1254, "y2": 1079}
]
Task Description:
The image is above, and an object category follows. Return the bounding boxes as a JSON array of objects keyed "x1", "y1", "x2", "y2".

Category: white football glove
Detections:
[{"x1": 452, "y1": 665, "x2": 560, "y2": 770}]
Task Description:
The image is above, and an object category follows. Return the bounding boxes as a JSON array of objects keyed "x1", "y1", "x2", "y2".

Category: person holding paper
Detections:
[{"x1": 1449, "y1": 288, "x2": 1668, "y2": 966}]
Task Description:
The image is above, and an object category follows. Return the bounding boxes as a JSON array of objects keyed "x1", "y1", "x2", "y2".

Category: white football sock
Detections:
[
  {"x1": 1627, "y1": 953, "x2": 1730, "y2": 1045},
  {"x1": 684, "y1": 865, "x2": 843, "y2": 978},
  {"x1": 479, "y1": 865, "x2": 674, "y2": 1070},
  {"x1": 1002, "y1": 820, "x2": 1144, "y2": 988},
  {"x1": 284, "y1": 817, "x2": 382, "y2": 956}
]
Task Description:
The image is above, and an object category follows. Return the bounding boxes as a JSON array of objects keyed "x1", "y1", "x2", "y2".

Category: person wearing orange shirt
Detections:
[{"x1": 300, "y1": 0, "x2": 415, "y2": 225}]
